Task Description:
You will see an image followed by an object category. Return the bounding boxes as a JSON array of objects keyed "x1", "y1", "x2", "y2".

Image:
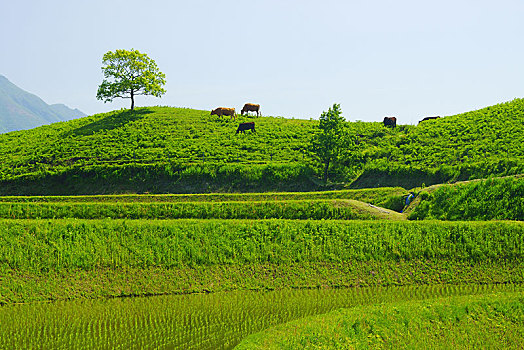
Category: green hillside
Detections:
[
  {"x1": 0, "y1": 107, "x2": 317, "y2": 194},
  {"x1": 351, "y1": 98, "x2": 524, "y2": 188},
  {"x1": 407, "y1": 175, "x2": 524, "y2": 220},
  {"x1": 0, "y1": 98, "x2": 523, "y2": 195}
]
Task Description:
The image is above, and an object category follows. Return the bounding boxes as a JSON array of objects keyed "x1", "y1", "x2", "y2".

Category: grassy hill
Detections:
[
  {"x1": 0, "y1": 107, "x2": 318, "y2": 194},
  {"x1": 0, "y1": 98, "x2": 523, "y2": 195},
  {"x1": 350, "y1": 98, "x2": 524, "y2": 188}
]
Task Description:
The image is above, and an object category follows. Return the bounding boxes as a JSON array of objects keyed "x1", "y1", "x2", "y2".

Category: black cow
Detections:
[
  {"x1": 419, "y1": 116, "x2": 440, "y2": 124},
  {"x1": 383, "y1": 116, "x2": 397, "y2": 128},
  {"x1": 236, "y1": 122, "x2": 256, "y2": 134}
]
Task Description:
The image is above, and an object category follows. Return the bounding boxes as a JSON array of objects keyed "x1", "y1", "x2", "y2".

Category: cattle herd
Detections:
[
  {"x1": 211, "y1": 103, "x2": 259, "y2": 134},
  {"x1": 211, "y1": 103, "x2": 441, "y2": 133},
  {"x1": 211, "y1": 103, "x2": 260, "y2": 121}
]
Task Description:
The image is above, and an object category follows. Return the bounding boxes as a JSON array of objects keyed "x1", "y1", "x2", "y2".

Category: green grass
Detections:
[
  {"x1": 0, "y1": 186, "x2": 408, "y2": 211},
  {"x1": 0, "y1": 199, "x2": 405, "y2": 220},
  {"x1": 1, "y1": 219, "x2": 522, "y2": 303},
  {"x1": 0, "y1": 99, "x2": 523, "y2": 194},
  {"x1": 4, "y1": 259, "x2": 522, "y2": 304},
  {"x1": 0, "y1": 107, "x2": 318, "y2": 194},
  {"x1": 237, "y1": 291, "x2": 524, "y2": 349},
  {"x1": 0, "y1": 186, "x2": 409, "y2": 221},
  {"x1": 350, "y1": 98, "x2": 524, "y2": 188},
  {"x1": 408, "y1": 176, "x2": 524, "y2": 220},
  {"x1": 3, "y1": 219, "x2": 522, "y2": 272},
  {"x1": 0, "y1": 187, "x2": 407, "y2": 205}
]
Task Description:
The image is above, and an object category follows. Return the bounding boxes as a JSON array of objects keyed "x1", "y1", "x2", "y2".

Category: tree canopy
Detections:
[
  {"x1": 96, "y1": 49, "x2": 166, "y2": 110},
  {"x1": 310, "y1": 103, "x2": 347, "y2": 183}
]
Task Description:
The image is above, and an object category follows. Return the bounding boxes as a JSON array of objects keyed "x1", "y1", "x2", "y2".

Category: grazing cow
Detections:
[
  {"x1": 418, "y1": 116, "x2": 440, "y2": 124},
  {"x1": 383, "y1": 116, "x2": 397, "y2": 128},
  {"x1": 241, "y1": 103, "x2": 261, "y2": 116},
  {"x1": 211, "y1": 107, "x2": 236, "y2": 120},
  {"x1": 236, "y1": 122, "x2": 256, "y2": 134}
]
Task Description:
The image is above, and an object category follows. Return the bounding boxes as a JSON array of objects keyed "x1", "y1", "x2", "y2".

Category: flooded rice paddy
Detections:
[{"x1": 0, "y1": 283, "x2": 521, "y2": 349}]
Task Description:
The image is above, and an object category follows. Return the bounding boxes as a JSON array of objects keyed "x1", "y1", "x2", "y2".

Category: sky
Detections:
[{"x1": 2, "y1": 0, "x2": 524, "y2": 124}]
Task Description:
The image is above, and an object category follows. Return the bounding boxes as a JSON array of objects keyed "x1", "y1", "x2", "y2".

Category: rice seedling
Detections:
[
  {"x1": 237, "y1": 290, "x2": 524, "y2": 349},
  {"x1": 0, "y1": 284, "x2": 520, "y2": 349}
]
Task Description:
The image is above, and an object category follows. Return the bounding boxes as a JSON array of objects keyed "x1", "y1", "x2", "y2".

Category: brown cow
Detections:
[
  {"x1": 236, "y1": 122, "x2": 255, "y2": 134},
  {"x1": 383, "y1": 116, "x2": 397, "y2": 128},
  {"x1": 241, "y1": 103, "x2": 261, "y2": 116},
  {"x1": 211, "y1": 107, "x2": 236, "y2": 120},
  {"x1": 419, "y1": 116, "x2": 440, "y2": 124}
]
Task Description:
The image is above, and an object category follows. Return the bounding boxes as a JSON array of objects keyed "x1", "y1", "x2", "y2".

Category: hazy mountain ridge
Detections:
[{"x1": 0, "y1": 75, "x2": 87, "y2": 133}]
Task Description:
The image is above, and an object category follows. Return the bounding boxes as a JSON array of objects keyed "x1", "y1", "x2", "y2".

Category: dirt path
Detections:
[{"x1": 345, "y1": 199, "x2": 407, "y2": 220}]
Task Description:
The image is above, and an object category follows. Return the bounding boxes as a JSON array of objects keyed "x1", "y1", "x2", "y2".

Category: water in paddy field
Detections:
[{"x1": 0, "y1": 284, "x2": 522, "y2": 349}]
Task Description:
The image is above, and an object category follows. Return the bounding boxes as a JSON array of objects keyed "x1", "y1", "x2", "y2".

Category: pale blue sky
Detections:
[{"x1": 2, "y1": 0, "x2": 523, "y2": 123}]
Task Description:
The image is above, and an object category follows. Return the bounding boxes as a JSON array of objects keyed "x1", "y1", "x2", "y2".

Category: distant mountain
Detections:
[{"x1": 0, "y1": 75, "x2": 87, "y2": 133}]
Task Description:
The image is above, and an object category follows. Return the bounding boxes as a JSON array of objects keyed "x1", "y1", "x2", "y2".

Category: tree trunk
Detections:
[
  {"x1": 323, "y1": 159, "x2": 330, "y2": 183},
  {"x1": 130, "y1": 89, "x2": 135, "y2": 110}
]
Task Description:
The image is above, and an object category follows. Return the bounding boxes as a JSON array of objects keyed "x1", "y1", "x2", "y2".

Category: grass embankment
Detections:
[
  {"x1": 1, "y1": 99, "x2": 523, "y2": 194},
  {"x1": 0, "y1": 199, "x2": 404, "y2": 221},
  {"x1": 407, "y1": 176, "x2": 524, "y2": 220},
  {"x1": 1, "y1": 219, "x2": 522, "y2": 304},
  {"x1": 237, "y1": 292, "x2": 524, "y2": 349}
]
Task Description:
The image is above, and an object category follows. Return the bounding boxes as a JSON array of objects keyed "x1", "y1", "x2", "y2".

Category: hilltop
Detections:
[
  {"x1": 0, "y1": 99, "x2": 523, "y2": 195},
  {"x1": 0, "y1": 75, "x2": 86, "y2": 133},
  {"x1": 349, "y1": 98, "x2": 524, "y2": 188}
]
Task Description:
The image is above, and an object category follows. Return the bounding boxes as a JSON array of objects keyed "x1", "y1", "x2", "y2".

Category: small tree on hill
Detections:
[
  {"x1": 96, "y1": 49, "x2": 166, "y2": 110},
  {"x1": 310, "y1": 103, "x2": 347, "y2": 183}
]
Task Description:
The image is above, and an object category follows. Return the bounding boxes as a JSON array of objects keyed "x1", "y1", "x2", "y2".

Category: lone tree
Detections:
[
  {"x1": 96, "y1": 49, "x2": 166, "y2": 110},
  {"x1": 310, "y1": 103, "x2": 347, "y2": 183}
]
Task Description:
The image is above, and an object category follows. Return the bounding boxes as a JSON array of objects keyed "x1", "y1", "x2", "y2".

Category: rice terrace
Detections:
[
  {"x1": 0, "y1": 87, "x2": 522, "y2": 349},
  {"x1": 4, "y1": 0, "x2": 524, "y2": 345}
]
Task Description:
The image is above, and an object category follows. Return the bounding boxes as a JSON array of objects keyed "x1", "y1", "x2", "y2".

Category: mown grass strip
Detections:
[{"x1": 0, "y1": 187, "x2": 407, "y2": 210}]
